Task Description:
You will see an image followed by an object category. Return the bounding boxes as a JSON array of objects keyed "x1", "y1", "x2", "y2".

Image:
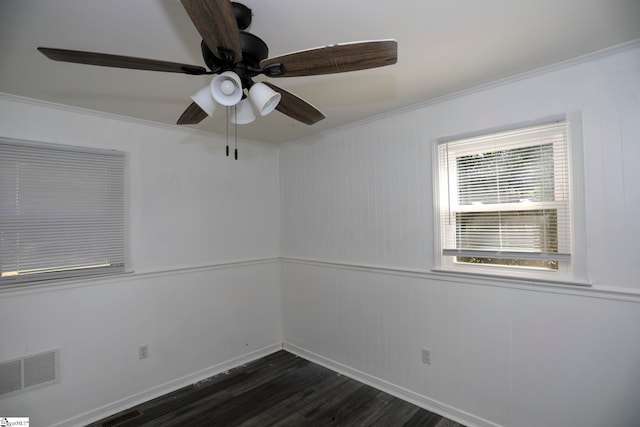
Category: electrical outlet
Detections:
[
  {"x1": 421, "y1": 348, "x2": 431, "y2": 365},
  {"x1": 138, "y1": 344, "x2": 149, "y2": 360}
]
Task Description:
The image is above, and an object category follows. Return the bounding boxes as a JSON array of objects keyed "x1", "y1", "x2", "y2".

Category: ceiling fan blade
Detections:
[
  {"x1": 38, "y1": 47, "x2": 208, "y2": 75},
  {"x1": 181, "y1": 0, "x2": 242, "y2": 63},
  {"x1": 263, "y1": 82, "x2": 325, "y2": 125},
  {"x1": 260, "y1": 40, "x2": 397, "y2": 77},
  {"x1": 177, "y1": 102, "x2": 208, "y2": 125}
]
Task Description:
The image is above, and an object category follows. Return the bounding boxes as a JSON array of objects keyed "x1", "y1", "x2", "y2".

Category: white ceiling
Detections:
[{"x1": 1, "y1": 0, "x2": 639, "y2": 143}]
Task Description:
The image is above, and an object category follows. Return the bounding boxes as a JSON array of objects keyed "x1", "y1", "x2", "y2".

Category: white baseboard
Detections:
[
  {"x1": 283, "y1": 342, "x2": 501, "y2": 427},
  {"x1": 54, "y1": 343, "x2": 282, "y2": 427},
  {"x1": 55, "y1": 342, "x2": 500, "y2": 427}
]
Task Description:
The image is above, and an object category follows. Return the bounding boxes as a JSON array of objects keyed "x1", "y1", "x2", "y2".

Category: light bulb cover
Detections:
[
  {"x1": 211, "y1": 71, "x2": 243, "y2": 106},
  {"x1": 230, "y1": 98, "x2": 256, "y2": 124},
  {"x1": 249, "y1": 82, "x2": 281, "y2": 116},
  {"x1": 190, "y1": 85, "x2": 216, "y2": 116}
]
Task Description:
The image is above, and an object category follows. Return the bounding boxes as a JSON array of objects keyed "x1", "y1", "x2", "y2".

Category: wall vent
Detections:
[{"x1": 0, "y1": 349, "x2": 59, "y2": 399}]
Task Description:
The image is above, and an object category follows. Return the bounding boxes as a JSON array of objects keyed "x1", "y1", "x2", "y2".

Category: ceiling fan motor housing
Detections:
[
  {"x1": 201, "y1": 31, "x2": 269, "y2": 89},
  {"x1": 231, "y1": 2, "x2": 252, "y2": 30}
]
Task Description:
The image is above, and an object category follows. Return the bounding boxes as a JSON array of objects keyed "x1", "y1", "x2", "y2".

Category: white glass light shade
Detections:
[
  {"x1": 190, "y1": 85, "x2": 216, "y2": 116},
  {"x1": 230, "y1": 99, "x2": 256, "y2": 124},
  {"x1": 211, "y1": 71, "x2": 243, "y2": 106},
  {"x1": 249, "y1": 83, "x2": 281, "y2": 116}
]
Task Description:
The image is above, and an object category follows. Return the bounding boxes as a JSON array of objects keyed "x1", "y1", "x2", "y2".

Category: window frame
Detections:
[
  {"x1": 0, "y1": 138, "x2": 128, "y2": 287},
  {"x1": 432, "y1": 115, "x2": 588, "y2": 284}
]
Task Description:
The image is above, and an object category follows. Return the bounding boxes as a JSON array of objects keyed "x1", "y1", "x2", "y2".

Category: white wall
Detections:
[
  {"x1": 280, "y1": 44, "x2": 640, "y2": 427},
  {"x1": 2, "y1": 43, "x2": 639, "y2": 427},
  {"x1": 0, "y1": 96, "x2": 283, "y2": 426}
]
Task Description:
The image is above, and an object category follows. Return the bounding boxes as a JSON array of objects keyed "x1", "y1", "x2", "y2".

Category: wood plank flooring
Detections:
[{"x1": 88, "y1": 350, "x2": 466, "y2": 427}]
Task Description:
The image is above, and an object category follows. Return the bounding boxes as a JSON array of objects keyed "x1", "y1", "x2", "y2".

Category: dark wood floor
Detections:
[{"x1": 88, "y1": 350, "x2": 465, "y2": 427}]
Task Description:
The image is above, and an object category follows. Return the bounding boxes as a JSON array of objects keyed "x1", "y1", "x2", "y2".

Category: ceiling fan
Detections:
[{"x1": 37, "y1": 0, "x2": 398, "y2": 127}]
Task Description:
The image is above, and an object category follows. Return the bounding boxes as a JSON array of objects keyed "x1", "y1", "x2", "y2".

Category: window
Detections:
[
  {"x1": 0, "y1": 138, "x2": 126, "y2": 286},
  {"x1": 435, "y1": 120, "x2": 577, "y2": 280}
]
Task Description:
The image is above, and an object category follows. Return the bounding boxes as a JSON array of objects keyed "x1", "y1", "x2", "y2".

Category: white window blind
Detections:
[
  {"x1": 437, "y1": 121, "x2": 571, "y2": 271},
  {"x1": 0, "y1": 138, "x2": 126, "y2": 285}
]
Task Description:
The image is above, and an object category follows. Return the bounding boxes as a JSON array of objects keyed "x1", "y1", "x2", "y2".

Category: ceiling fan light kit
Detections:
[
  {"x1": 231, "y1": 98, "x2": 257, "y2": 124},
  {"x1": 191, "y1": 70, "x2": 282, "y2": 125},
  {"x1": 211, "y1": 71, "x2": 243, "y2": 106},
  {"x1": 37, "y1": 0, "x2": 397, "y2": 128},
  {"x1": 190, "y1": 85, "x2": 217, "y2": 116},
  {"x1": 249, "y1": 83, "x2": 281, "y2": 116}
]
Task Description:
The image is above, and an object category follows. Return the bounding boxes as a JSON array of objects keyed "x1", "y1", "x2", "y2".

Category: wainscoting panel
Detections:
[
  {"x1": 281, "y1": 260, "x2": 640, "y2": 427},
  {"x1": 0, "y1": 261, "x2": 283, "y2": 427}
]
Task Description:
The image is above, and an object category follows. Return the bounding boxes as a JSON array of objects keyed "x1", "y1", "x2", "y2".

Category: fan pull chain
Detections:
[
  {"x1": 225, "y1": 107, "x2": 230, "y2": 157},
  {"x1": 234, "y1": 109, "x2": 238, "y2": 160}
]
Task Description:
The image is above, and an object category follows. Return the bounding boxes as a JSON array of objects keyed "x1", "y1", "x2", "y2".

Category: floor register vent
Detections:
[{"x1": 0, "y1": 349, "x2": 60, "y2": 399}]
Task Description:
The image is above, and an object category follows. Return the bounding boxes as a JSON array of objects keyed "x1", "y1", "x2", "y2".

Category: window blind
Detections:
[
  {"x1": 438, "y1": 122, "x2": 571, "y2": 268},
  {"x1": 0, "y1": 138, "x2": 125, "y2": 285}
]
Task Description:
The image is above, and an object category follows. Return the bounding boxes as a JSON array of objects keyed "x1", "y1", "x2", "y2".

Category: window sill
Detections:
[
  {"x1": 0, "y1": 270, "x2": 135, "y2": 296},
  {"x1": 430, "y1": 267, "x2": 592, "y2": 289}
]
